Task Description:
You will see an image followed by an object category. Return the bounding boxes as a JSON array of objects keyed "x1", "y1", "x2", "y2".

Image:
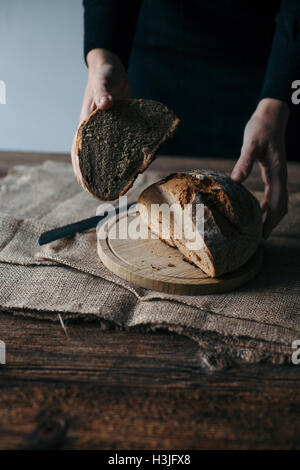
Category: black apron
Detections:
[{"x1": 127, "y1": 0, "x2": 299, "y2": 161}]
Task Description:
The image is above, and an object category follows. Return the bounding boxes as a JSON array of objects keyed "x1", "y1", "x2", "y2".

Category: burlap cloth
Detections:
[{"x1": 0, "y1": 160, "x2": 299, "y2": 366}]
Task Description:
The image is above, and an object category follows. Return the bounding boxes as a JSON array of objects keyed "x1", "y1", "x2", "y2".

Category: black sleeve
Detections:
[
  {"x1": 83, "y1": 0, "x2": 142, "y2": 69},
  {"x1": 259, "y1": 0, "x2": 300, "y2": 105}
]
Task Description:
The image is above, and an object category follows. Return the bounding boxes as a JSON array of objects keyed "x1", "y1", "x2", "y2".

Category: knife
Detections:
[{"x1": 38, "y1": 202, "x2": 137, "y2": 246}]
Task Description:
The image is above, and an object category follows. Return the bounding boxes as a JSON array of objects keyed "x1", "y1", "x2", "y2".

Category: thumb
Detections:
[
  {"x1": 231, "y1": 148, "x2": 255, "y2": 183},
  {"x1": 94, "y1": 88, "x2": 113, "y2": 110}
]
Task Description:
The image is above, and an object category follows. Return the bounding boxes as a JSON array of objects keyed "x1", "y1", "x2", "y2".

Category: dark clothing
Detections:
[{"x1": 83, "y1": 0, "x2": 300, "y2": 160}]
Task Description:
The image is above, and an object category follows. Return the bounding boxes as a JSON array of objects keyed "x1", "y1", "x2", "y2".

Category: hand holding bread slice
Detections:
[{"x1": 75, "y1": 99, "x2": 180, "y2": 200}]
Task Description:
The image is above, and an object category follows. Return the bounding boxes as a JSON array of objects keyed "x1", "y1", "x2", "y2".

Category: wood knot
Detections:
[{"x1": 26, "y1": 416, "x2": 68, "y2": 450}]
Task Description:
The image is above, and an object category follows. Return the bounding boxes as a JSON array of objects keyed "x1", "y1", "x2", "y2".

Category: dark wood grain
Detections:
[
  {"x1": 1, "y1": 314, "x2": 300, "y2": 450},
  {"x1": 0, "y1": 151, "x2": 300, "y2": 450}
]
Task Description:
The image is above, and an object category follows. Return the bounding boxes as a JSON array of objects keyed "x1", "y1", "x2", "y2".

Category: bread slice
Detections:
[
  {"x1": 75, "y1": 99, "x2": 179, "y2": 200},
  {"x1": 137, "y1": 170, "x2": 262, "y2": 277}
]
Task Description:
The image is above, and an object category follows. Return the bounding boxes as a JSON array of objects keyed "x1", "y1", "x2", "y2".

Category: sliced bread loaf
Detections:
[
  {"x1": 137, "y1": 170, "x2": 263, "y2": 277},
  {"x1": 76, "y1": 99, "x2": 179, "y2": 200}
]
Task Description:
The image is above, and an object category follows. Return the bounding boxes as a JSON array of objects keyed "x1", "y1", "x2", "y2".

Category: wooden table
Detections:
[{"x1": 0, "y1": 151, "x2": 300, "y2": 450}]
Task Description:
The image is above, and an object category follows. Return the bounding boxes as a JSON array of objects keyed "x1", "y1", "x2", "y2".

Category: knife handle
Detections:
[
  {"x1": 38, "y1": 202, "x2": 137, "y2": 246},
  {"x1": 38, "y1": 215, "x2": 103, "y2": 246}
]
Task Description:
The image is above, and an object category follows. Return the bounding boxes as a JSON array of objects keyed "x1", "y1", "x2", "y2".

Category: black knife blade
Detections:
[{"x1": 38, "y1": 202, "x2": 137, "y2": 246}]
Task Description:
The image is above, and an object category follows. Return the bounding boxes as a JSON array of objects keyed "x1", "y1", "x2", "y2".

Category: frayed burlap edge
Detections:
[{"x1": 0, "y1": 306, "x2": 292, "y2": 368}]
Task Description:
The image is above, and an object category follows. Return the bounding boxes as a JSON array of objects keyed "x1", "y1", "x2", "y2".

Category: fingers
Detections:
[
  {"x1": 260, "y1": 167, "x2": 270, "y2": 213},
  {"x1": 258, "y1": 159, "x2": 288, "y2": 238},
  {"x1": 92, "y1": 67, "x2": 131, "y2": 109},
  {"x1": 80, "y1": 90, "x2": 113, "y2": 123},
  {"x1": 262, "y1": 175, "x2": 288, "y2": 239},
  {"x1": 71, "y1": 132, "x2": 82, "y2": 185},
  {"x1": 263, "y1": 195, "x2": 288, "y2": 239},
  {"x1": 260, "y1": 198, "x2": 268, "y2": 213},
  {"x1": 94, "y1": 92, "x2": 113, "y2": 110},
  {"x1": 231, "y1": 146, "x2": 256, "y2": 183}
]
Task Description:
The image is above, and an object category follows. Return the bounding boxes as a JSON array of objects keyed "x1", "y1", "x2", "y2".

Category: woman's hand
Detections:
[
  {"x1": 71, "y1": 48, "x2": 130, "y2": 184},
  {"x1": 231, "y1": 98, "x2": 289, "y2": 238}
]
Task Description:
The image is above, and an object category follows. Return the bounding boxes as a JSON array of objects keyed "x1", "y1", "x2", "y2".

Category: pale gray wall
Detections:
[{"x1": 0, "y1": 0, "x2": 87, "y2": 153}]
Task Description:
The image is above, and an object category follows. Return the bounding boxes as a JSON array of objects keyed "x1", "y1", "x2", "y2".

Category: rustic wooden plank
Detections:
[
  {"x1": 0, "y1": 378, "x2": 300, "y2": 450},
  {"x1": 1, "y1": 314, "x2": 299, "y2": 386},
  {"x1": 0, "y1": 314, "x2": 300, "y2": 450},
  {"x1": 0, "y1": 313, "x2": 202, "y2": 386}
]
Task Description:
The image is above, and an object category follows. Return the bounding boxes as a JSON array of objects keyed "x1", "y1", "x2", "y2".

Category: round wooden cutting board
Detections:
[{"x1": 97, "y1": 212, "x2": 263, "y2": 295}]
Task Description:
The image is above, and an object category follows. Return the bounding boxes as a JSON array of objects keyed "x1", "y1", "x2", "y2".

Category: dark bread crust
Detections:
[
  {"x1": 138, "y1": 170, "x2": 263, "y2": 277},
  {"x1": 76, "y1": 99, "x2": 180, "y2": 200}
]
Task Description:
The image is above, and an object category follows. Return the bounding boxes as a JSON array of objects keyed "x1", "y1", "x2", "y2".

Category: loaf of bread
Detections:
[
  {"x1": 75, "y1": 99, "x2": 179, "y2": 200},
  {"x1": 137, "y1": 170, "x2": 263, "y2": 277}
]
